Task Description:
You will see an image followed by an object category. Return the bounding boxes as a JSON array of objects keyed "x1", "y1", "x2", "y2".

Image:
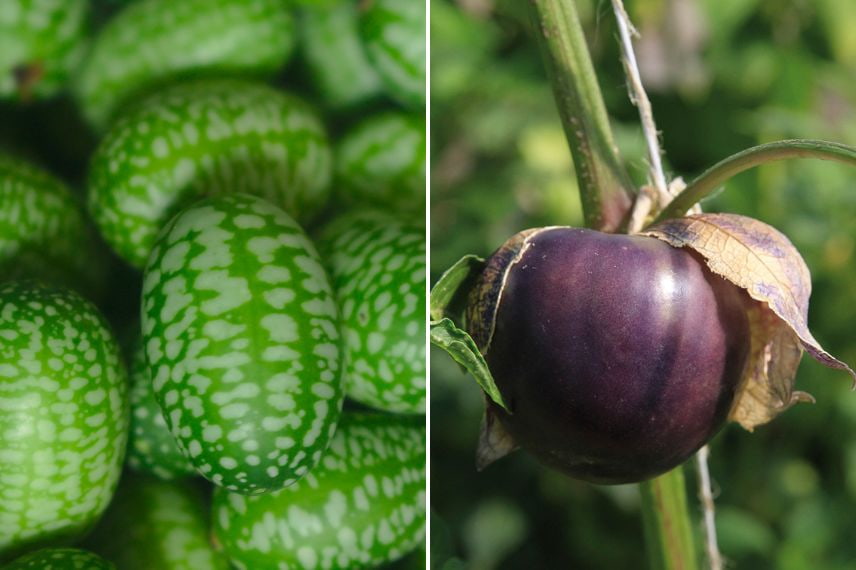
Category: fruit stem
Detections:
[
  {"x1": 639, "y1": 467, "x2": 700, "y2": 570},
  {"x1": 653, "y1": 139, "x2": 856, "y2": 223},
  {"x1": 528, "y1": 0, "x2": 636, "y2": 232}
]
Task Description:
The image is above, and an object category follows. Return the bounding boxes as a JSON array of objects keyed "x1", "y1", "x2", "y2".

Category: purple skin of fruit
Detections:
[{"x1": 467, "y1": 227, "x2": 751, "y2": 484}]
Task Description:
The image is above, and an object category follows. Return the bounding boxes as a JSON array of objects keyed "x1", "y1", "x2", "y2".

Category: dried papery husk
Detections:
[
  {"x1": 644, "y1": 212, "x2": 856, "y2": 430},
  {"x1": 465, "y1": 227, "x2": 542, "y2": 352},
  {"x1": 477, "y1": 400, "x2": 520, "y2": 470}
]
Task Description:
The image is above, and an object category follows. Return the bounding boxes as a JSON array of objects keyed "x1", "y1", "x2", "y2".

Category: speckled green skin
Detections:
[
  {"x1": 213, "y1": 413, "x2": 426, "y2": 570},
  {"x1": 361, "y1": 0, "x2": 426, "y2": 108},
  {"x1": 74, "y1": 0, "x2": 295, "y2": 129},
  {"x1": 318, "y1": 212, "x2": 425, "y2": 414},
  {"x1": 88, "y1": 79, "x2": 332, "y2": 269},
  {"x1": 142, "y1": 194, "x2": 343, "y2": 494},
  {"x1": 0, "y1": 0, "x2": 88, "y2": 100},
  {"x1": 335, "y1": 112, "x2": 425, "y2": 213},
  {"x1": 0, "y1": 155, "x2": 103, "y2": 296},
  {"x1": 3, "y1": 548, "x2": 114, "y2": 569},
  {"x1": 300, "y1": 1, "x2": 383, "y2": 111},
  {"x1": 84, "y1": 473, "x2": 227, "y2": 570},
  {"x1": 126, "y1": 342, "x2": 196, "y2": 480},
  {"x1": 0, "y1": 282, "x2": 128, "y2": 560}
]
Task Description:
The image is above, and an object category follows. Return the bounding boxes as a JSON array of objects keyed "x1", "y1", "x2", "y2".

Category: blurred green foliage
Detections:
[{"x1": 430, "y1": 0, "x2": 856, "y2": 568}]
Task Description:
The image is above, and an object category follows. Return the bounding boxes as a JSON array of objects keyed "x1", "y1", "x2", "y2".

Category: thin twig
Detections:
[
  {"x1": 611, "y1": 0, "x2": 671, "y2": 232},
  {"x1": 612, "y1": 3, "x2": 717, "y2": 566},
  {"x1": 696, "y1": 445, "x2": 723, "y2": 570}
]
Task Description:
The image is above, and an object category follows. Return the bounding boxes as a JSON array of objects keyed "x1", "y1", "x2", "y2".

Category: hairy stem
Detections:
[
  {"x1": 528, "y1": 0, "x2": 636, "y2": 231},
  {"x1": 696, "y1": 446, "x2": 723, "y2": 570},
  {"x1": 654, "y1": 139, "x2": 856, "y2": 223},
  {"x1": 640, "y1": 467, "x2": 699, "y2": 570}
]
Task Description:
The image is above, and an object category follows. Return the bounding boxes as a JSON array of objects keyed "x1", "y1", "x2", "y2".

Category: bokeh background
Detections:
[{"x1": 430, "y1": 0, "x2": 856, "y2": 568}]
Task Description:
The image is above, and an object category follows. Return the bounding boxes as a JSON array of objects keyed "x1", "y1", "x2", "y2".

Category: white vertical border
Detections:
[{"x1": 423, "y1": 0, "x2": 432, "y2": 566}]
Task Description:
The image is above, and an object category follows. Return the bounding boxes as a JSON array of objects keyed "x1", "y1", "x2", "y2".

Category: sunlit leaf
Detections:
[
  {"x1": 429, "y1": 254, "x2": 484, "y2": 321},
  {"x1": 430, "y1": 318, "x2": 508, "y2": 411}
]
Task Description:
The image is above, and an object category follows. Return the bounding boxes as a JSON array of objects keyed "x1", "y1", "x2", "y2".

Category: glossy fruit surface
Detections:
[
  {"x1": 126, "y1": 342, "x2": 196, "y2": 480},
  {"x1": 361, "y1": 0, "x2": 426, "y2": 108},
  {"x1": 88, "y1": 79, "x2": 332, "y2": 268},
  {"x1": 0, "y1": 0, "x2": 88, "y2": 100},
  {"x1": 0, "y1": 155, "x2": 103, "y2": 296},
  {"x1": 213, "y1": 413, "x2": 426, "y2": 570},
  {"x1": 0, "y1": 282, "x2": 128, "y2": 559},
  {"x1": 142, "y1": 194, "x2": 342, "y2": 494},
  {"x1": 467, "y1": 227, "x2": 750, "y2": 483},
  {"x1": 3, "y1": 548, "x2": 114, "y2": 569},
  {"x1": 74, "y1": 0, "x2": 295, "y2": 128},
  {"x1": 318, "y1": 211, "x2": 426, "y2": 414},
  {"x1": 335, "y1": 112, "x2": 425, "y2": 212},
  {"x1": 300, "y1": 0, "x2": 383, "y2": 111},
  {"x1": 84, "y1": 473, "x2": 227, "y2": 570}
]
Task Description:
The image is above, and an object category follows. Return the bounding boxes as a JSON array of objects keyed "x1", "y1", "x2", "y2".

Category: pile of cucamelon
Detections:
[{"x1": 0, "y1": 1, "x2": 426, "y2": 569}]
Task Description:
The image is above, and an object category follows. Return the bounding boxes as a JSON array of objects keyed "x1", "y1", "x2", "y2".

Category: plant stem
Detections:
[
  {"x1": 640, "y1": 467, "x2": 699, "y2": 570},
  {"x1": 654, "y1": 139, "x2": 856, "y2": 223},
  {"x1": 528, "y1": 0, "x2": 636, "y2": 232}
]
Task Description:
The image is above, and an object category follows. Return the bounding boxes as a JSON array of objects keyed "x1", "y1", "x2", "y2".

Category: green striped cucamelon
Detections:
[
  {"x1": 74, "y1": 0, "x2": 296, "y2": 129},
  {"x1": 142, "y1": 194, "x2": 343, "y2": 494},
  {"x1": 318, "y1": 211, "x2": 426, "y2": 414},
  {"x1": 299, "y1": 0, "x2": 384, "y2": 111},
  {"x1": 0, "y1": 281, "x2": 128, "y2": 560},
  {"x1": 2, "y1": 548, "x2": 114, "y2": 570},
  {"x1": 335, "y1": 112, "x2": 425, "y2": 213},
  {"x1": 83, "y1": 473, "x2": 227, "y2": 570},
  {"x1": 361, "y1": 0, "x2": 426, "y2": 109},
  {"x1": 126, "y1": 341, "x2": 196, "y2": 480},
  {"x1": 87, "y1": 79, "x2": 332, "y2": 268},
  {"x1": 0, "y1": 0, "x2": 89, "y2": 100},
  {"x1": 212, "y1": 413, "x2": 426, "y2": 570},
  {"x1": 0, "y1": 154, "x2": 103, "y2": 297}
]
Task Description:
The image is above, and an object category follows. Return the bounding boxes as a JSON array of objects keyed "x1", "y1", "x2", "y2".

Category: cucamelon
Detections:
[
  {"x1": 0, "y1": 0, "x2": 88, "y2": 100},
  {"x1": 361, "y1": 0, "x2": 426, "y2": 108},
  {"x1": 318, "y1": 211, "x2": 426, "y2": 414},
  {"x1": 84, "y1": 473, "x2": 228, "y2": 570},
  {"x1": 87, "y1": 79, "x2": 332, "y2": 268},
  {"x1": 141, "y1": 194, "x2": 343, "y2": 494},
  {"x1": 212, "y1": 413, "x2": 426, "y2": 570},
  {"x1": 0, "y1": 282, "x2": 128, "y2": 560},
  {"x1": 335, "y1": 112, "x2": 425, "y2": 213},
  {"x1": 0, "y1": 154, "x2": 103, "y2": 296},
  {"x1": 74, "y1": 0, "x2": 296, "y2": 129}
]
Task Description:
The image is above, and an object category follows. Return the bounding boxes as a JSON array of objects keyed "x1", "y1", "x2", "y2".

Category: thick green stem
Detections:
[
  {"x1": 654, "y1": 139, "x2": 856, "y2": 223},
  {"x1": 640, "y1": 467, "x2": 699, "y2": 570},
  {"x1": 528, "y1": 0, "x2": 636, "y2": 232}
]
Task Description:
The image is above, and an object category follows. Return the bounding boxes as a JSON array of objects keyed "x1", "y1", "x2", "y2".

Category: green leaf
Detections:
[
  {"x1": 653, "y1": 139, "x2": 856, "y2": 223},
  {"x1": 429, "y1": 254, "x2": 484, "y2": 321},
  {"x1": 430, "y1": 318, "x2": 508, "y2": 412}
]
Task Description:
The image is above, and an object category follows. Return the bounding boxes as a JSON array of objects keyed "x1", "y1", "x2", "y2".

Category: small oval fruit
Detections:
[
  {"x1": 466, "y1": 227, "x2": 750, "y2": 483},
  {"x1": 0, "y1": 154, "x2": 103, "y2": 296},
  {"x1": 0, "y1": 0, "x2": 88, "y2": 100},
  {"x1": 361, "y1": 0, "x2": 426, "y2": 108},
  {"x1": 212, "y1": 413, "x2": 426, "y2": 570},
  {"x1": 83, "y1": 473, "x2": 228, "y2": 570},
  {"x1": 126, "y1": 342, "x2": 196, "y2": 480},
  {"x1": 87, "y1": 79, "x2": 332, "y2": 268},
  {"x1": 74, "y1": 0, "x2": 296, "y2": 128},
  {"x1": 335, "y1": 112, "x2": 425, "y2": 213},
  {"x1": 0, "y1": 281, "x2": 128, "y2": 559},
  {"x1": 318, "y1": 211, "x2": 426, "y2": 414},
  {"x1": 142, "y1": 194, "x2": 343, "y2": 494},
  {"x1": 3, "y1": 548, "x2": 114, "y2": 570},
  {"x1": 300, "y1": 0, "x2": 384, "y2": 111}
]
